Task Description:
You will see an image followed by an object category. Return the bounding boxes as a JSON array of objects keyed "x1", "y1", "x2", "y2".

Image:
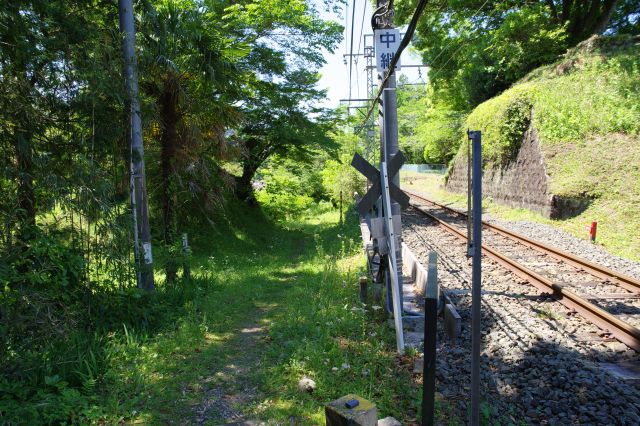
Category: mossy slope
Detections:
[{"x1": 454, "y1": 35, "x2": 640, "y2": 259}]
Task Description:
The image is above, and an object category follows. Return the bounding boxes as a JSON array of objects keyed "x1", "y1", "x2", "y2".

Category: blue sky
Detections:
[{"x1": 316, "y1": 0, "x2": 427, "y2": 109}]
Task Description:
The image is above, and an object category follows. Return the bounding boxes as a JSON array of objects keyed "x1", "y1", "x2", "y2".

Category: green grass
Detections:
[
  {"x1": 128, "y1": 204, "x2": 421, "y2": 423},
  {"x1": 2, "y1": 201, "x2": 428, "y2": 424},
  {"x1": 438, "y1": 35, "x2": 640, "y2": 261},
  {"x1": 402, "y1": 171, "x2": 639, "y2": 262}
]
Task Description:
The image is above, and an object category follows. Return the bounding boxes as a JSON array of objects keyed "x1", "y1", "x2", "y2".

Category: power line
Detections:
[
  {"x1": 348, "y1": 0, "x2": 358, "y2": 100},
  {"x1": 428, "y1": 0, "x2": 491, "y2": 67},
  {"x1": 355, "y1": 0, "x2": 367, "y2": 98},
  {"x1": 356, "y1": 59, "x2": 360, "y2": 97},
  {"x1": 356, "y1": 0, "x2": 367, "y2": 58},
  {"x1": 429, "y1": 5, "x2": 501, "y2": 82},
  {"x1": 357, "y1": 0, "x2": 431, "y2": 134},
  {"x1": 344, "y1": 1, "x2": 349, "y2": 57}
]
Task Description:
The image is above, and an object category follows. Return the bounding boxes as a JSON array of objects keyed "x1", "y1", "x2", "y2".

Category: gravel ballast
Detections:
[
  {"x1": 401, "y1": 207, "x2": 640, "y2": 425},
  {"x1": 484, "y1": 217, "x2": 640, "y2": 281}
]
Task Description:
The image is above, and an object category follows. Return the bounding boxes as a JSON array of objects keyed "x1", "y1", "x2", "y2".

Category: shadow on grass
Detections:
[
  {"x1": 0, "y1": 200, "x2": 363, "y2": 424},
  {"x1": 112, "y1": 202, "x2": 371, "y2": 424}
]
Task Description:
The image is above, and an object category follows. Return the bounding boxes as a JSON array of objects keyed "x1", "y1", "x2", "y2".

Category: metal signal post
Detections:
[
  {"x1": 374, "y1": 0, "x2": 404, "y2": 323},
  {"x1": 468, "y1": 130, "x2": 483, "y2": 426},
  {"x1": 351, "y1": 0, "x2": 425, "y2": 355}
]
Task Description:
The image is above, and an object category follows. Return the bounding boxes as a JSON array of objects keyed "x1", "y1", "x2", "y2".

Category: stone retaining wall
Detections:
[{"x1": 445, "y1": 127, "x2": 584, "y2": 218}]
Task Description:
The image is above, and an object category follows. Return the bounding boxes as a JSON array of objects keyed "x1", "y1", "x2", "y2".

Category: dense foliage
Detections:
[
  {"x1": 391, "y1": 0, "x2": 639, "y2": 165},
  {"x1": 396, "y1": 77, "x2": 464, "y2": 164},
  {"x1": 0, "y1": 0, "x2": 346, "y2": 421},
  {"x1": 396, "y1": 0, "x2": 639, "y2": 109},
  {"x1": 255, "y1": 111, "x2": 366, "y2": 221},
  {"x1": 452, "y1": 35, "x2": 640, "y2": 259}
]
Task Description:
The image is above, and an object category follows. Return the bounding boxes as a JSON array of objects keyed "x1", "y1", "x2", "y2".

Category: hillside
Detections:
[{"x1": 444, "y1": 35, "x2": 640, "y2": 260}]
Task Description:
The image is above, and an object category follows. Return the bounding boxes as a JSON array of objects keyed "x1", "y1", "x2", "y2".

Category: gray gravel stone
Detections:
[
  {"x1": 401, "y1": 207, "x2": 640, "y2": 425},
  {"x1": 377, "y1": 417, "x2": 402, "y2": 426}
]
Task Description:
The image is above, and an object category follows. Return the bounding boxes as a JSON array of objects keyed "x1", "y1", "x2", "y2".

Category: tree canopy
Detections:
[
  {"x1": 395, "y1": 0, "x2": 640, "y2": 109},
  {"x1": 0, "y1": 0, "x2": 343, "y2": 281},
  {"x1": 0, "y1": 3, "x2": 344, "y2": 417}
]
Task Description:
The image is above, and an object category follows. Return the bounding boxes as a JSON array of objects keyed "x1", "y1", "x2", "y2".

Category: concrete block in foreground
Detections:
[
  {"x1": 325, "y1": 394, "x2": 377, "y2": 426},
  {"x1": 444, "y1": 303, "x2": 462, "y2": 342}
]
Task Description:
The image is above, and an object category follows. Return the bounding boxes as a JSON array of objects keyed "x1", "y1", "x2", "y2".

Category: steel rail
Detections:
[
  {"x1": 405, "y1": 189, "x2": 640, "y2": 293},
  {"x1": 409, "y1": 201, "x2": 640, "y2": 352}
]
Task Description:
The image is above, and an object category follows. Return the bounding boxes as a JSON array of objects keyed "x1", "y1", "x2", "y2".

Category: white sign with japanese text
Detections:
[{"x1": 374, "y1": 28, "x2": 401, "y2": 73}]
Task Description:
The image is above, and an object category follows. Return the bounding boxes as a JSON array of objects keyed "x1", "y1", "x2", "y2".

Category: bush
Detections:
[
  {"x1": 1, "y1": 231, "x2": 84, "y2": 290},
  {"x1": 256, "y1": 160, "x2": 316, "y2": 220},
  {"x1": 397, "y1": 82, "x2": 465, "y2": 165},
  {"x1": 464, "y1": 87, "x2": 533, "y2": 165},
  {"x1": 0, "y1": 272, "x2": 211, "y2": 424},
  {"x1": 419, "y1": 107, "x2": 465, "y2": 164},
  {"x1": 320, "y1": 153, "x2": 365, "y2": 206}
]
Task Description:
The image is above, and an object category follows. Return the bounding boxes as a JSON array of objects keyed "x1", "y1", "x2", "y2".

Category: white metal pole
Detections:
[{"x1": 381, "y1": 161, "x2": 404, "y2": 353}]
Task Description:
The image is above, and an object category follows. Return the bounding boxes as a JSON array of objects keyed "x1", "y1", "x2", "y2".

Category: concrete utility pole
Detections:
[
  {"x1": 118, "y1": 0, "x2": 155, "y2": 291},
  {"x1": 375, "y1": 0, "x2": 403, "y2": 314}
]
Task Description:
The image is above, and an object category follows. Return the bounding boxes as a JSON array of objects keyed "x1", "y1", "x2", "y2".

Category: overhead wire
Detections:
[
  {"x1": 356, "y1": 0, "x2": 431, "y2": 134},
  {"x1": 348, "y1": 0, "x2": 358, "y2": 101},
  {"x1": 356, "y1": 0, "x2": 367, "y2": 56},
  {"x1": 355, "y1": 0, "x2": 368, "y2": 98},
  {"x1": 344, "y1": 1, "x2": 349, "y2": 57},
  {"x1": 398, "y1": 69, "x2": 428, "y2": 87},
  {"x1": 428, "y1": 4, "x2": 501, "y2": 81}
]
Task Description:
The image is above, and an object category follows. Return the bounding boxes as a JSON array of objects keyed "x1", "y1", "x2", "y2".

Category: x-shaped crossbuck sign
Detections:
[{"x1": 351, "y1": 151, "x2": 410, "y2": 217}]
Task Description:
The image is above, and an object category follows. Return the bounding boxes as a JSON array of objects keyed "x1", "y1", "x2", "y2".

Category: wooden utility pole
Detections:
[{"x1": 118, "y1": 0, "x2": 155, "y2": 290}]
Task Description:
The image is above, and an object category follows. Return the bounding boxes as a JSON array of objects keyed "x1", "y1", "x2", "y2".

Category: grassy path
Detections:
[
  {"x1": 194, "y1": 312, "x2": 267, "y2": 424},
  {"x1": 126, "y1": 208, "x2": 316, "y2": 424},
  {"x1": 0, "y1": 203, "x2": 432, "y2": 424},
  {"x1": 92, "y1": 205, "x2": 420, "y2": 424}
]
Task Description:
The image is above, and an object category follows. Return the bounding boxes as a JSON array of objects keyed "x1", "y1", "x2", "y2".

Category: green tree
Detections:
[
  {"x1": 0, "y1": 1, "x2": 81, "y2": 241},
  {"x1": 0, "y1": 1, "x2": 127, "y2": 251},
  {"x1": 395, "y1": 0, "x2": 639, "y2": 108},
  {"x1": 223, "y1": 0, "x2": 342, "y2": 202},
  {"x1": 138, "y1": 0, "x2": 246, "y2": 250},
  {"x1": 397, "y1": 78, "x2": 464, "y2": 164},
  {"x1": 320, "y1": 142, "x2": 365, "y2": 205},
  {"x1": 0, "y1": 0, "x2": 346, "y2": 284},
  {"x1": 232, "y1": 72, "x2": 339, "y2": 202}
]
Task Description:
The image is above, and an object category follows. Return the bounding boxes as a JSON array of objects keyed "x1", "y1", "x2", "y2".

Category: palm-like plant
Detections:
[{"x1": 138, "y1": 0, "x2": 247, "y2": 254}]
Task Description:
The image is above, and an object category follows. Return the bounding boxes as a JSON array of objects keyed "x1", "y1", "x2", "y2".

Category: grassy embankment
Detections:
[
  {"x1": 407, "y1": 36, "x2": 640, "y2": 262},
  {"x1": 2, "y1": 202, "x2": 431, "y2": 424},
  {"x1": 401, "y1": 168, "x2": 639, "y2": 263}
]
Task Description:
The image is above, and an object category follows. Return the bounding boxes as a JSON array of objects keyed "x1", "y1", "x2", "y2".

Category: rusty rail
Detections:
[
  {"x1": 405, "y1": 189, "x2": 640, "y2": 293},
  {"x1": 407, "y1": 193, "x2": 640, "y2": 351}
]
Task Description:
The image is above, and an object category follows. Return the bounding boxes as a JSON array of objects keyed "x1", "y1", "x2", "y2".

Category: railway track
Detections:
[{"x1": 404, "y1": 189, "x2": 640, "y2": 352}]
